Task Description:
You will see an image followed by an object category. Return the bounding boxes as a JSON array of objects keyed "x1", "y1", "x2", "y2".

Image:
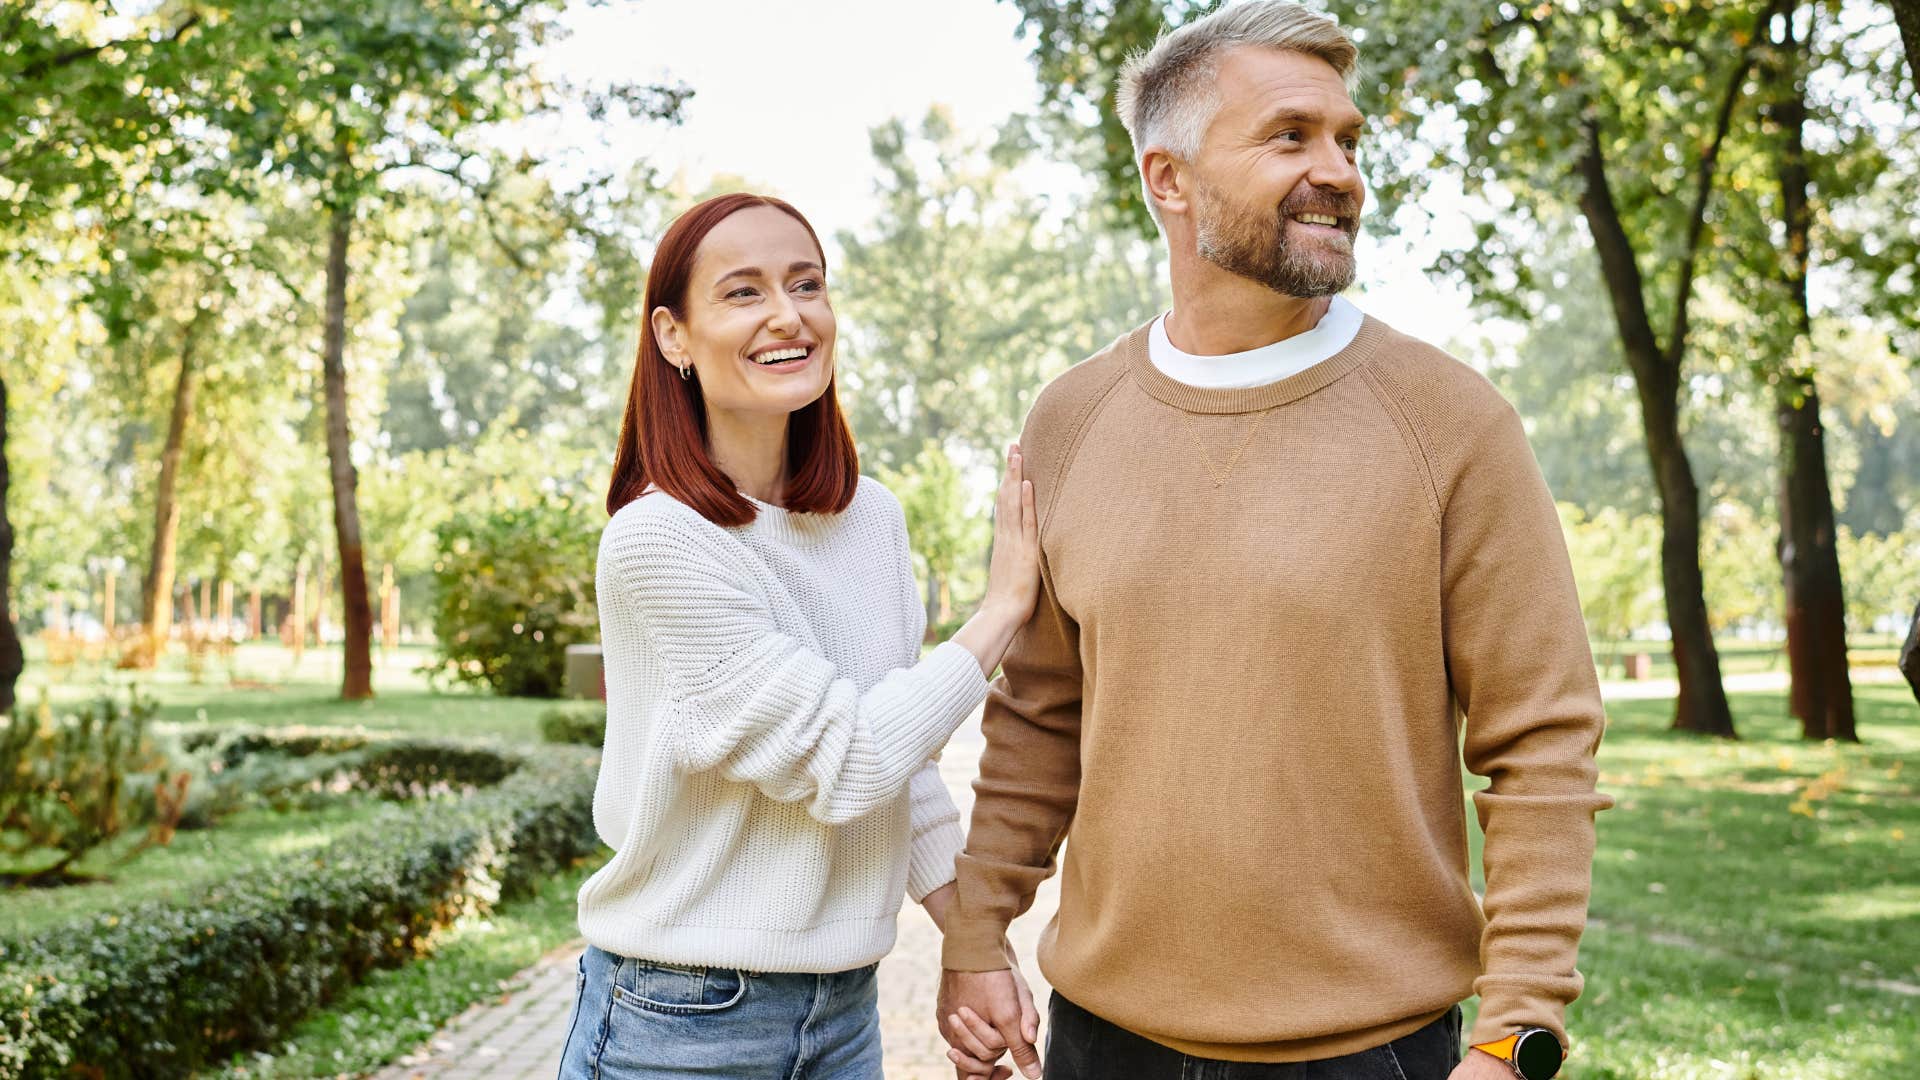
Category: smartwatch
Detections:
[{"x1": 1470, "y1": 1027, "x2": 1563, "y2": 1080}]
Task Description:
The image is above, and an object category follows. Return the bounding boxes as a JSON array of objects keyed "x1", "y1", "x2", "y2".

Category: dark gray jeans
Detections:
[{"x1": 1045, "y1": 993, "x2": 1464, "y2": 1080}]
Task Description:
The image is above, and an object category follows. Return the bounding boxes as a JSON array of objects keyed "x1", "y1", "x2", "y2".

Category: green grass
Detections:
[
  {"x1": 205, "y1": 850, "x2": 607, "y2": 1079},
  {"x1": 1525, "y1": 684, "x2": 1920, "y2": 1079},
  {"x1": 15, "y1": 641, "x2": 554, "y2": 743}
]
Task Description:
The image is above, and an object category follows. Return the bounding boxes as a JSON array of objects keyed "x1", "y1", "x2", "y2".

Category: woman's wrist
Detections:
[
  {"x1": 922, "y1": 880, "x2": 957, "y2": 931},
  {"x1": 952, "y1": 604, "x2": 1021, "y2": 678}
]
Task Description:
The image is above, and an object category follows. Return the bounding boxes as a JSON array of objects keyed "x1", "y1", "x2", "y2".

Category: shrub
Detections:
[
  {"x1": 0, "y1": 693, "x2": 173, "y2": 885},
  {"x1": 539, "y1": 703, "x2": 606, "y2": 747},
  {"x1": 428, "y1": 496, "x2": 600, "y2": 698},
  {"x1": 0, "y1": 728, "x2": 601, "y2": 1079}
]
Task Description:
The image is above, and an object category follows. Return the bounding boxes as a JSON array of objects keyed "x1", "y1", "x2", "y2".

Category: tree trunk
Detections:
[
  {"x1": 1776, "y1": 380, "x2": 1855, "y2": 739},
  {"x1": 1899, "y1": 600, "x2": 1920, "y2": 703},
  {"x1": 1769, "y1": 6, "x2": 1856, "y2": 741},
  {"x1": 1576, "y1": 122, "x2": 1737, "y2": 737},
  {"x1": 0, "y1": 375, "x2": 23, "y2": 714},
  {"x1": 137, "y1": 311, "x2": 205, "y2": 666},
  {"x1": 322, "y1": 199, "x2": 375, "y2": 699},
  {"x1": 1645, "y1": 384, "x2": 1737, "y2": 737},
  {"x1": 1891, "y1": 0, "x2": 1920, "y2": 86}
]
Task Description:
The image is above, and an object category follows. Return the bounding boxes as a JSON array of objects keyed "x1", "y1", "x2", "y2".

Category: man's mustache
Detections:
[{"x1": 1277, "y1": 193, "x2": 1361, "y2": 233}]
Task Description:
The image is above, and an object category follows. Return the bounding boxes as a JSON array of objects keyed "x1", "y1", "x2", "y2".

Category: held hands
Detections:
[
  {"x1": 937, "y1": 956, "x2": 1041, "y2": 1080},
  {"x1": 981, "y1": 443, "x2": 1040, "y2": 628}
]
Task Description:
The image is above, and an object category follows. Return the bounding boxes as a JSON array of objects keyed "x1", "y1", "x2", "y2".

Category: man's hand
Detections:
[
  {"x1": 937, "y1": 964, "x2": 1040, "y2": 1079},
  {"x1": 1450, "y1": 1047, "x2": 1519, "y2": 1079}
]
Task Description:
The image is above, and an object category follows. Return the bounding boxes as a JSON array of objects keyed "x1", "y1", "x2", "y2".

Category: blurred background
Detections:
[{"x1": 0, "y1": 1, "x2": 1916, "y2": 1078}]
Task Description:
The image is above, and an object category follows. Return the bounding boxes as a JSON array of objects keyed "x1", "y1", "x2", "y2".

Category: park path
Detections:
[{"x1": 367, "y1": 665, "x2": 1911, "y2": 1080}]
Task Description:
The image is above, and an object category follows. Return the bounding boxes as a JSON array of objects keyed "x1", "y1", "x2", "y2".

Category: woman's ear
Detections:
[{"x1": 650, "y1": 306, "x2": 688, "y2": 372}]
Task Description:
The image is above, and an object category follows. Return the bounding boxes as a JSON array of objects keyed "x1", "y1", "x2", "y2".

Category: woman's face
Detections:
[{"x1": 652, "y1": 205, "x2": 837, "y2": 426}]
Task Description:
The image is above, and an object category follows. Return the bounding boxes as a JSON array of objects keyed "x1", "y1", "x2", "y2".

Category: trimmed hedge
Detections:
[
  {"x1": 538, "y1": 704, "x2": 606, "y2": 748},
  {"x1": 0, "y1": 728, "x2": 600, "y2": 1079}
]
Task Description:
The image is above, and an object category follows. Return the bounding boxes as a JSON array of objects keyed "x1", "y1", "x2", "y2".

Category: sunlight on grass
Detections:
[{"x1": 1807, "y1": 883, "x2": 1920, "y2": 924}]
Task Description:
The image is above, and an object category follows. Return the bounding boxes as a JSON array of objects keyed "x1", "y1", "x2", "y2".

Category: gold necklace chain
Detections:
[{"x1": 1183, "y1": 406, "x2": 1278, "y2": 489}]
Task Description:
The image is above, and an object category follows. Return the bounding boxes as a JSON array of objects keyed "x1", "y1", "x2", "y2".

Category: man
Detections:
[{"x1": 934, "y1": 4, "x2": 1612, "y2": 1079}]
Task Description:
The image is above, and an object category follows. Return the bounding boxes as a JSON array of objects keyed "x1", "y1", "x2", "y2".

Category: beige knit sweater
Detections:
[{"x1": 942, "y1": 315, "x2": 1612, "y2": 1063}]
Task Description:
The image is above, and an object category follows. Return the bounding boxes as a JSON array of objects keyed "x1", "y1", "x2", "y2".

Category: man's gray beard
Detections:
[{"x1": 1194, "y1": 183, "x2": 1357, "y2": 298}]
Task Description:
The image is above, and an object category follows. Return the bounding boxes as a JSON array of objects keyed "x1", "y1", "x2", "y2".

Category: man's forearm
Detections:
[{"x1": 943, "y1": 569, "x2": 1084, "y2": 971}]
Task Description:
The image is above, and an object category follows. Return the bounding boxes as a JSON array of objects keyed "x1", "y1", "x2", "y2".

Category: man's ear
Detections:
[
  {"x1": 1142, "y1": 147, "x2": 1189, "y2": 219},
  {"x1": 650, "y1": 306, "x2": 687, "y2": 370}
]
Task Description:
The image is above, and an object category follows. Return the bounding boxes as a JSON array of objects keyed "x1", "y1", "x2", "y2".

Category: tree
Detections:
[
  {"x1": 882, "y1": 443, "x2": 989, "y2": 636},
  {"x1": 1, "y1": 1, "x2": 212, "y2": 703},
  {"x1": 195, "y1": 0, "x2": 686, "y2": 698},
  {"x1": 1757, "y1": 1, "x2": 1854, "y2": 739},
  {"x1": 838, "y1": 109, "x2": 1166, "y2": 474},
  {"x1": 1892, "y1": 0, "x2": 1920, "y2": 82},
  {"x1": 0, "y1": 374, "x2": 20, "y2": 714}
]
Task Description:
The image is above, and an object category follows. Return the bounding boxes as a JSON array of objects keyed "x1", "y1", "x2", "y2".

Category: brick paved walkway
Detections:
[{"x1": 369, "y1": 707, "x2": 1059, "y2": 1080}]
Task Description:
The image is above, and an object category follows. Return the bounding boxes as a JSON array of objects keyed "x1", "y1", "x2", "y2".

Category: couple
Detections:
[{"x1": 559, "y1": 4, "x2": 1609, "y2": 1079}]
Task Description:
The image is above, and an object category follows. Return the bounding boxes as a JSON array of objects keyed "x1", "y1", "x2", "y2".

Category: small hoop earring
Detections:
[{"x1": 678, "y1": 364, "x2": 691, "y2": 382}]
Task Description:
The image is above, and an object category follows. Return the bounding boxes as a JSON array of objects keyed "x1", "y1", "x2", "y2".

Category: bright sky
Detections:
[{"x1": 532, "y1": 0, "x2": 1480, "y2": 354}]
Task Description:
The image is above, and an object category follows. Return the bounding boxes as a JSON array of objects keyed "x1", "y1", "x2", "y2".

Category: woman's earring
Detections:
[{"x1": 679, "y1": 364, "x2": 691, "y2": 381}]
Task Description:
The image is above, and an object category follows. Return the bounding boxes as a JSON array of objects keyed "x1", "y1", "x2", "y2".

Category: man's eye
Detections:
[
  {"x1": 1274, "y1": 130, "x2": 1301, "y2": 142},
  {"x1": 1341, "y1": 138, "x2": 1360, "y2": 152}
]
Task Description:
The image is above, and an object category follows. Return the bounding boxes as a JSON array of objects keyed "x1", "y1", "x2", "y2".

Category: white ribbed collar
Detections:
[{"x1": 1150, "y1": 295, "x2": 1364, "y2": 390}]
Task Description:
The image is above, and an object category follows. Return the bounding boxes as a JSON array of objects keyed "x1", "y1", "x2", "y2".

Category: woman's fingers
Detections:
[
  {"x1": 945, "y1": 1047, "x2": 1010, "y2": 1080},
  {"x1": 947, "y1": 1009, "x2": 999, "y2": 1061}
]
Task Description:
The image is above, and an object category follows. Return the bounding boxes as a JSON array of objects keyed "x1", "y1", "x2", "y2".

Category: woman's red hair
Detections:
[{"x1": 606, "y1": 193, "x2": 859, "y2": 525}]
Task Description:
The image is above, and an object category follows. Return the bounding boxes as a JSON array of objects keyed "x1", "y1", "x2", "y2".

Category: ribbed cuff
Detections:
[
  {"x1": 907, "y1": 818, "x2": 965, "y2": 901},
  {"x1": 1470, "y1": 981, "x2": 1573, "y2": 1048},
  {"x1": 940, "y1": 914, "x2": 1013, "y2": 972}
]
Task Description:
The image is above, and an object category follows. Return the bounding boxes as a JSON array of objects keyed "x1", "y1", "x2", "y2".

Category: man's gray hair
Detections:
[{"x1": 1117, "y1": 2, "x2": 1358, "y2": 217}]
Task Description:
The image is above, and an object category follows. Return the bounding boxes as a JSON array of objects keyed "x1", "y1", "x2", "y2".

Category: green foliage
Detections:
[
  {"x1": 1559, "y1": 504, "x2": 1661, "y2": 665},
  {"x1": 204, "y1": 854, "x2": 603, "y2": 1079},
  {"x1": 1003, "y1": 0, "x2": 1223, "y2": 235},
  {"x1": 880, "y1": 445, "x2": 989, "y2": 637},
  {"x1": 0, "y1": 727, "x2": 600, "y2": 1080},
  {"x1": 0, "y1": 692, "x2": 168, "y2": 883},
  {"x1": 1837, "y1": 527, "x2": 1920, "y2": 635},
  {"x1": 429, "y1": 497, "x2": 599, "y2": 698},
  {"x1": 1700, "y1": 501, "x2": 1785, "y2": 635},
  {"x1": 538, "y1": 703, "x2": 605, "y2": 748},
  {"x1": 838, "y1": 109, "x2": 1168, "y2": 477}
]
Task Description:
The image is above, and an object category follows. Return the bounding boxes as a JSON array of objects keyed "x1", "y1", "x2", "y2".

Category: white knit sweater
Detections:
[{"x1": 577, "y1": 476, "x2": 988, "y2": 973}]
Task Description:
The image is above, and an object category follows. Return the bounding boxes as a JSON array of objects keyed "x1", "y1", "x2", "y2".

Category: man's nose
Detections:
[{"x1": 1307, "y1": 136, "x2": 1362, "y2": 195}]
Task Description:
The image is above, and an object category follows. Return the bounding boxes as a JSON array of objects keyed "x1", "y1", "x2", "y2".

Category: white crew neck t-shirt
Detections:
[{"x1": 1149, "y1": 294, "x2": 1365, "y2": 389}]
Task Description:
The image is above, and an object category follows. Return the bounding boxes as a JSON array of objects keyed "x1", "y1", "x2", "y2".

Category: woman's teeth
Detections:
[{"x1": 752, "y1": 347, "x2": 809, "y2": 365}]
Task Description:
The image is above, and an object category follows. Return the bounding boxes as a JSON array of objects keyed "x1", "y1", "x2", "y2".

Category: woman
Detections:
[{"x1": 559, "y1": 192, "x2": 1038, "y2": 1079}]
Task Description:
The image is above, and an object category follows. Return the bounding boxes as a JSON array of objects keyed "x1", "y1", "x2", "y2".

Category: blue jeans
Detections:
[{"x1": 556, "y1": 944, "x2": 883, "y2": 1079}]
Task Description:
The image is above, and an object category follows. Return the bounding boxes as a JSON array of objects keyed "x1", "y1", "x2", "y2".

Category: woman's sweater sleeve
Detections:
[{"x1": 608, "y1": 510, "x2": 990, "y2": 825}]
